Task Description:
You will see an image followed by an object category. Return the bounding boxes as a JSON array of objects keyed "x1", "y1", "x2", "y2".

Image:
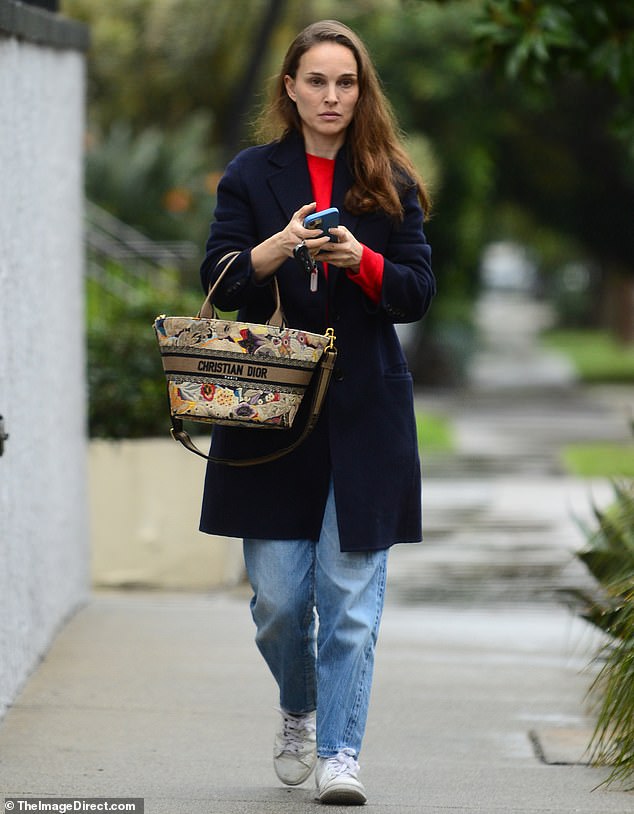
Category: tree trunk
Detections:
[
  {"x1": 605, "y1": 271, "x2": 634, "y2": 345},
  {"x1": 222, "y1": 0, "x2": 288, "y2": 161}
]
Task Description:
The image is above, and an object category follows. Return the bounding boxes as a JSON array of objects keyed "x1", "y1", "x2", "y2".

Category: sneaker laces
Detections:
[
  {"x1": 278, "y1": 711, "x2": 316, "y2": 756},
  {"x1": 324, "y1": 748, "x2": 360, "y2": 777}
]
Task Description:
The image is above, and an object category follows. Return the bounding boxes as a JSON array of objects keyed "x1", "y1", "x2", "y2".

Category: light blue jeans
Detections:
[{"x1": 243, "y1": 480, "x2": 388, "y2": 759}]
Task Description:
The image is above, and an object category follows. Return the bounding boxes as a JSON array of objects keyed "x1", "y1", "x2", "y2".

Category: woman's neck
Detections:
[{"x1": 302, "y1": 131, "x2": 344, "y2": 160}]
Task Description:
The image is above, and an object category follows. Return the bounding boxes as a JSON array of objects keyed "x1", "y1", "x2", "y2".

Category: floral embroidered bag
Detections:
[{"x1": 153, "y1": 252, "x2": 337, "y2": 465}]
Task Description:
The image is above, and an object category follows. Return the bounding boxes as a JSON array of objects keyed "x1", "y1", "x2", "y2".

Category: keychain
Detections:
[{"x1": 293, "y1": 242, "x2": 319, "y2": 293}]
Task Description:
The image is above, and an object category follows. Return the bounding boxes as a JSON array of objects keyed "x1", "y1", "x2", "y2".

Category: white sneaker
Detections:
[
  {"x1": 273, "y1": 709, "x2": 317, "y2": 785},
  {"x1": 315, "y1": 748, "x2": 367, "y2": 805}
]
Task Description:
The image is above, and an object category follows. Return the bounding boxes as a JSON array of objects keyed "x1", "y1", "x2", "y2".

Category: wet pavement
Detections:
[{"x1": 389, "y1": 290, "x2": 632, "y2": 608}]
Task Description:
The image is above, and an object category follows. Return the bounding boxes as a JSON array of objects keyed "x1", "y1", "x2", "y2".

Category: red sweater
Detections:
[{"x1": 306, "y1": 153, "x2": 384, "y2": 304}]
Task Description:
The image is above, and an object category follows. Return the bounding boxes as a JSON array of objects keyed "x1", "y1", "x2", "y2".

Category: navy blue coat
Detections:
[{"x1": 198, "y1": 132, "x2": 435, "y2": 552}]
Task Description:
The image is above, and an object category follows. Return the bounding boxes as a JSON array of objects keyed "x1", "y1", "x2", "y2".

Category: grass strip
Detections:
[
  {"x1": 561, "y1": 444, "x2": 634, "y2": 478},
  {"x1": 415, "y1": 410, "x2": 453, "y2": 452},
  {"x1": 542, "y1": 330, "x2": 634, "y2": 383}
]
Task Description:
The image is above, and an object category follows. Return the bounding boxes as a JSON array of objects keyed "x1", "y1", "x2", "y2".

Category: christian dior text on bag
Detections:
[{"x1": 153, "y1": 251, "x2": 337, "y2": 466}]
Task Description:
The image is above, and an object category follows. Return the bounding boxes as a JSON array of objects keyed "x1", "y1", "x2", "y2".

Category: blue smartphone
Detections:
[{"x1": 304, "y1": 207, "x2": 339, "y2": 242}]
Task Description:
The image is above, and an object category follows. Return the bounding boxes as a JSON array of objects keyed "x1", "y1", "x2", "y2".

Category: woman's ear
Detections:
[{"x1": 284, "y1": 75, "x2": 296, "y2": 102}]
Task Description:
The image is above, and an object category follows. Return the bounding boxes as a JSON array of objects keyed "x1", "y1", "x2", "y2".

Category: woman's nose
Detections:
[{"x1": 325, "y1": 83, "x2": 339, "y2": 103}]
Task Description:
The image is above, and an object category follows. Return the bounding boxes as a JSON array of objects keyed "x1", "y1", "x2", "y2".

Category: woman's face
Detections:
[{"x1": 284, "y1": 42, "x2": 359, "y2": 156}]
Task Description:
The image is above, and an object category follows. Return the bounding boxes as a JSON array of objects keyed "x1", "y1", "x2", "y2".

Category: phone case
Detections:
[{"x1": 304, "y1": 207, "x2": 339, "y2": 241}]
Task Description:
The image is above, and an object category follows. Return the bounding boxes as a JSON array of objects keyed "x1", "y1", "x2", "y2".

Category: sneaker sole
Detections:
[{"x1": 318, "y1": 785, "x2": 367, "y2": 805}]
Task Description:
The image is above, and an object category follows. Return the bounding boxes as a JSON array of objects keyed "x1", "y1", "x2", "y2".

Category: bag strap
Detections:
[{"x1": 168, "y1": 336, "x2": 337, "y2": 466}]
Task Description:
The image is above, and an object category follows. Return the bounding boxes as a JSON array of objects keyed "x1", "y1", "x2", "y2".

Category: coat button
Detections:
[{"x1": 334, "y1": 367, "x2": 344, "y2": 382}]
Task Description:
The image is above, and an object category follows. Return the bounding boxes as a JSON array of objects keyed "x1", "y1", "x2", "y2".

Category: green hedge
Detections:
[{"x1": 87, "y1": 276, "x2": 202, "y2": 438}]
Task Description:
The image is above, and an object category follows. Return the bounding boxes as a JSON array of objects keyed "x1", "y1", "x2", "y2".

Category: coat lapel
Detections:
[
  {"x1": 332, "y1": 146, "x2": 359, "y2": 236},
  {"x1": 266, "y1": 133, "x2": 313, "y2": 222},
  {"x1": 266, "y1": 134, "x2": 360, "y2": 232}
]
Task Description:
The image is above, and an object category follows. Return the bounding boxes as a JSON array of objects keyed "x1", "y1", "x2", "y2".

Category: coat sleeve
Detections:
[
  {"x1": 375, "y1": 185, "x2": 435, "y2": 324},
  {"x1": 199, "y1": 151, "x2": 271, "y2": 313}
]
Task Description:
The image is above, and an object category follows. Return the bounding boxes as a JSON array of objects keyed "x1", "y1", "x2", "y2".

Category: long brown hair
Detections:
[{"x1": 256, "y1": 20, "x2": 431, "y2": 219}]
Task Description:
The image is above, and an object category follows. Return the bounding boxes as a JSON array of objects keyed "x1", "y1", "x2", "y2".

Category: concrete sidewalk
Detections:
[
  {"x1": 2, "y1": 290, "x2": 632, "y2": 812},
  {"x1": 0, "y1": 588, "x2": 631, "y2": 813}
]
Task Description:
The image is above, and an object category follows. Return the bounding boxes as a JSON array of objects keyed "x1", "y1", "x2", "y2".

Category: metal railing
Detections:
[{"x1": 85, "y1": 200, "x2": 199, "y2": 302}]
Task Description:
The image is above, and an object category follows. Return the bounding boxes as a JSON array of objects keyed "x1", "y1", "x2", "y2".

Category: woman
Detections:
[{"x1": 199, "y1": 19, "x2": 434, "y2": 806}]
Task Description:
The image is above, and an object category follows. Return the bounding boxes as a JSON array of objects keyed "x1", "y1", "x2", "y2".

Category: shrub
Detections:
[
  {"x1": 571, "y1": 481, "x2": 634, "y2": 789},
  {"x1": 85, "y1": 113, "x2": 217, "y2": 248},
  {"x1": 87, "y1": 274, "x2": 202, "y2": 438}
]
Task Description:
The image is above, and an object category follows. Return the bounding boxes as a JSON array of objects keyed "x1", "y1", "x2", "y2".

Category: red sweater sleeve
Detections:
[{"x1": 347, "y1": 246, "x2": 384, "y2": 304}]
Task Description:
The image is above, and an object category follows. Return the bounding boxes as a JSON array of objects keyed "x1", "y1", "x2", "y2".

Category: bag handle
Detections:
[
  {"x1": 199, "y1": 250, "x2": 284, "y2": 328},
  {"x1": 168, "y1": 332, "x2": 337, "y2": 466}
]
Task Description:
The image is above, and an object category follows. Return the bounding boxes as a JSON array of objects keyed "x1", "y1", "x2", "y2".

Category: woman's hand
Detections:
[
  {"x1": 251, "y1": 203, "x2": 330, "y2": 281},
  {"x1": 315, "y1": 225, "x2": 364, "y2": 273},
  {"x1": 281, "y1": 203, "x2": 332, "y2": 257}
]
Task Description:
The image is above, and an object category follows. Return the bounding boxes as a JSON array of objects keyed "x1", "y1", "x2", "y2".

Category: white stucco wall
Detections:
[{"x1": 0, "y1": 34, "x2": 89, "y2": 717}]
